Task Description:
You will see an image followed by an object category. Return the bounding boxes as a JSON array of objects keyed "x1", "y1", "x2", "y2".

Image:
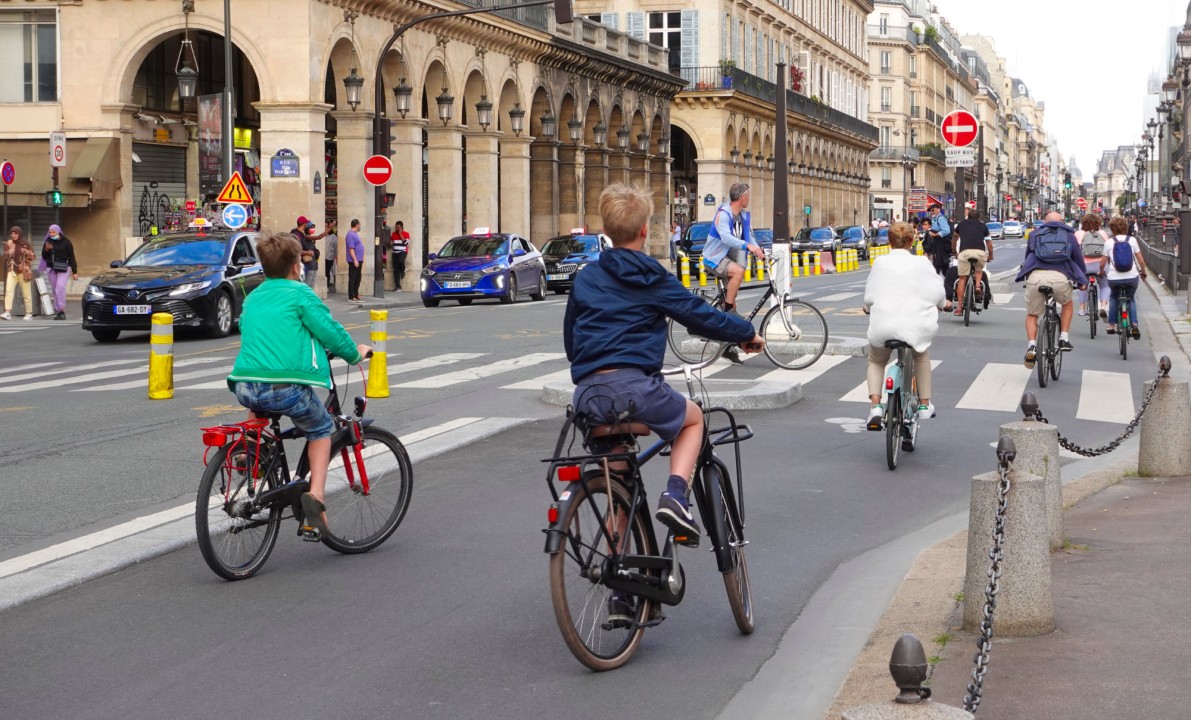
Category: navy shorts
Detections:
[
  {"x1": 572, "y1": 368, "x2": 688, "y2": 442},
  {"x1": 233, "y1": 382, "x2": 334, "y2": 440}
]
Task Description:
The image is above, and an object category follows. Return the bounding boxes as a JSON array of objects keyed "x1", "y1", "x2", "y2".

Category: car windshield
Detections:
[
  {"x1": 809, "y1": 228, "x2": 833, "y2": 240},
  {"x1": 754, "y1": 230, "x2": 772, "y2": 240},
  {"x1": 686, "y1": 224, "x2": 712, "y2": 241},
  {"x1": 542, "y1": 236, "x2": 599, "y2": 255},
  {"x1": 842, "y1": 227, "x2": 864, "y2": 238},
  {"x1": 438, "y1": 236, "x2": 508, "y2": 257},
  {"x1": 1005, "y1": 222, "x2": 1021, "y2": 227},
  {"x1": 878, "y1": 229, "x2": 889, "y2": 238},
  {"x1": 123, "y1": 236, "x2": 228, "y2": 266},
  {"x1": 987, "y1": 222, "x2": 1003, "y2": 230}
]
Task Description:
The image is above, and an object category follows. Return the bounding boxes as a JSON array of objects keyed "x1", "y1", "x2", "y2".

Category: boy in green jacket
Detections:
[{"x1": 227, "y1": 232, "x2": 371, "y2": 537}]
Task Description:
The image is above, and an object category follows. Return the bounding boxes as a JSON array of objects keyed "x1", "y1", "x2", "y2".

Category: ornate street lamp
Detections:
[
  {"x1": 768, "y1": 156, "x2": 775, "y2": 172},
  {"x1": 540, "y1": 111, "x2": 557, "y2": 139},
  {"x1": 475, "y1": 95, "x2": 493, "y2": 130},
  {"x1": 637, "y1": 131, "x2": 649, "y2": 153},
  {"x1": 593, "y1": 121, "x2": 607, "y2": 148},
  {"x1": 392, "y1": 78, "x2": 413, "y2": 119},
  {"x1": 617, "y1": 126, "x2": 630, "y2": 150},
  {"x1": 568, "y1": 115, "x2": 583, "y2": 143},
  {"x1": 435, "y1": 87, "x2": 454, "y2": 125},
  {"x1": 343, "y1": 68, "x2": 364, "y2": 111},
  {"x1": 730, "y1": 146, "x2": 740, "y2": 165},
  {"x1": 657, "y1": 133, "x2": 669, "y2": 157},
  {"x1": 508, "y1": 102, "x2": 526, "y2": 136},
  {"x1": 174, "y1": 2, "x2": 199, "y2": 103},
  {"x1": 743, "y1": 149, "x2": 753, "y2": 166}
]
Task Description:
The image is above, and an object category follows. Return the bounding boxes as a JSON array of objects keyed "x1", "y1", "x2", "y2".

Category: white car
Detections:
[
  {"x1": 1002, "y1": 221, "x2": 1024, "y2": 238},
  {"x1": 986, "y1": 222, "x2": 1003, "y2": 240}
]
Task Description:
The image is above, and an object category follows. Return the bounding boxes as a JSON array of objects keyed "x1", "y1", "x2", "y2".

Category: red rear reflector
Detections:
[
  {"x1": 202, "y1": 430, "x2": 227, "y2": 447},
  {"x1": 885, "y1": 377, "x2": 894, "y2": 390},
  {"x1": 547, "y1": 504, "x2": 559, "y2": 524},
  {"x1": 557, "y1": 465, "x2": 581, "y2": 482}
]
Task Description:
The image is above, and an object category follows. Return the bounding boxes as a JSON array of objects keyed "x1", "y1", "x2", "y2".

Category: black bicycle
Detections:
[
  {"x1": 1087, "y1": 275, "x2": 1100, "y2": 339},
  {"x1": 667, "y1": 259, "x2": 828, "y2": 370},
  {"x1": 1112, "y1": 283, "x2": 1138, "y2": 360},
  {"x1": 196, "y1": 352, "x2": 413, "y2": 580},
  {"x1": 543, "y1": 352, "x2": 753, "y2": 670},
  {"x1": 957, "y1": 257, "x2": 983, "y2": 327},
  {"x1": 1034, "y1": 285, "x2": 1063, "y2": 387}
]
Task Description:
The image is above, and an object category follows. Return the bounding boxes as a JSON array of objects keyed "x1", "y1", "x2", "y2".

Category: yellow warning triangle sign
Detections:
[{"x1": 216, "y1": 171, "x2": 252, "y2": 204}]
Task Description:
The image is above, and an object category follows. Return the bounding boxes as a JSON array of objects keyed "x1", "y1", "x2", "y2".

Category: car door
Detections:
[
  {"x1": 229, "y1": 235, "x2": 264, "y2": 306},
  {"x1": 511, "y1": 236, "x2": 533, "y2": 288}
]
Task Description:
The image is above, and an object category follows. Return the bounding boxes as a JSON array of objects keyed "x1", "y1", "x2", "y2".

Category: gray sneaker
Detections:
[{"x1": 656, "y1": 492, "x2": 700, "y2": 545}]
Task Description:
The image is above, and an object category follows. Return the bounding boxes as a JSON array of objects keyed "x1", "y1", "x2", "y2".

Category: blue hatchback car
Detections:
[{"x1": 420, "y1": 231, "x2": 546, "y2": 307}]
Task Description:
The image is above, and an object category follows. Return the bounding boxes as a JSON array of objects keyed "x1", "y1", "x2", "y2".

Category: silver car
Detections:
[{"x1": 987, "y1": 222, "x2": 1003, "y2": 240}]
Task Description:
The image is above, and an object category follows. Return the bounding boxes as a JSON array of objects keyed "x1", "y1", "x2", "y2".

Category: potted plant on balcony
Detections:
[{"x1": 719, "y1": 59, "x2": 735, "y2": 89}]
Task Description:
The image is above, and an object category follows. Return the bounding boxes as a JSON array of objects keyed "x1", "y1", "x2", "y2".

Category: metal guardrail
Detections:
[
  {"x1": 1137, "y1": 229, "x2": 1181, "y2": 293},
  {"x1": 871, "y1": 145, "x2": 920, "y2": 162}
]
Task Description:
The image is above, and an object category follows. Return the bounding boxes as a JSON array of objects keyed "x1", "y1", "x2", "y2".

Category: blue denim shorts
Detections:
[
  {"x1": 233, "y1": 382, "x2": 334, "y2": 440},
  {"x1": 572, "y1": 368, "x2": 688, "y2": 442}
]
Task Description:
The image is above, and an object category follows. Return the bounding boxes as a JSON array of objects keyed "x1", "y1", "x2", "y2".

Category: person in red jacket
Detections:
[{"x1": 390, "y1": 220, "x2": 410, "y2": 291}]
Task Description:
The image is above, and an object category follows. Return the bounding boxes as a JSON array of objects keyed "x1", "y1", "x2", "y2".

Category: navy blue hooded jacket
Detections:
[{"x1": 564, "y1": 247, "x2": 756, "y2": 382}]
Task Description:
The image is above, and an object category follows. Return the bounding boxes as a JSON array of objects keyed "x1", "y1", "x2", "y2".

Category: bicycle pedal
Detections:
[
  {"x1": 298, "y1": 525, "x2": 322, "y2": 542},
  {"x1": 674, "y1": 534, "x2": 700, "y2": 548}
]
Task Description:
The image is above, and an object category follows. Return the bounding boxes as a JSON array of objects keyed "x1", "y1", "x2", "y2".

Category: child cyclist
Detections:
[
  {"x1": 227, "y1": 232, "x2": 371, "y2": 537},
  {"x1": 564, "y1": 183, "x2": 764, "y2": 541}
]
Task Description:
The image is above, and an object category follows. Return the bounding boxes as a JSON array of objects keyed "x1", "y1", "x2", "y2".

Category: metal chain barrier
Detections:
[
  {"x1": 1026, "y1": 359, "x2": 1169, "y2": 458},
  {"x1": 962, "y1": 437, "x2": 1015, "y2": 714}
]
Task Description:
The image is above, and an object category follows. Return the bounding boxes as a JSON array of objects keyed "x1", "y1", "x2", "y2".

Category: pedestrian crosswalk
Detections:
[{"x1": 0, "y1": 347, "x2": 1143, "y2": 425}]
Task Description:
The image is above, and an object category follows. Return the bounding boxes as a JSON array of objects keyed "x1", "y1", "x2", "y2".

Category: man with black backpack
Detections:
[{"x1": 1014, "y1": 212, "x2": 1088, "y2": 368}]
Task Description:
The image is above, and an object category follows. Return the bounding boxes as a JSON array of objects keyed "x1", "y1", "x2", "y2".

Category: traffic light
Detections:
[
  {"x1": 45, "y1": 189, "x2": 62, "y2": 206},
  {"x1": 382, "y1": 119, "x2": 397, "y2": 157},
  {"x1": 1063, "y1": 172, "x2": 1072, "y2": 190}
]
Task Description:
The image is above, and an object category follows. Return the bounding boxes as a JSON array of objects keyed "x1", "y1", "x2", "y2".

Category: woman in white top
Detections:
[
  {"x1": 863, "y1": 221, "x2": 946, "y2": 428},
  {"x1": 1103, "y1": 216, "x2": 1148, "y2": 339},
  {"x1": 1075, "y1": 214, "x2": 1109, "y2": 316}
]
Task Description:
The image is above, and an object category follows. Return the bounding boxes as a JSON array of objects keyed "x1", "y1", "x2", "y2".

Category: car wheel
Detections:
[
  {"x1": 458, "y1": 298, "x2": 473, "y2": 306},
  {"x1": 530, "y1": 273, "x2": 546, "y2": 301},
  {"x1": 206, "y1": 291, "x2": 233, "y2": 339},
  {"x1": 91, "y1": 329, "x2": 120, "y2": 343},
  {"x1": 501, "y1": 275, "x2": 518, "y2": 304},
  {"x1": 422, "y1": 297, "x2": 440, "y2": 308}
]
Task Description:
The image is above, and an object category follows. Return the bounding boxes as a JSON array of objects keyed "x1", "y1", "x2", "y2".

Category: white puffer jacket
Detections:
[{"x1": 863, "y1": 249, "x2": 946, "y2": 352}]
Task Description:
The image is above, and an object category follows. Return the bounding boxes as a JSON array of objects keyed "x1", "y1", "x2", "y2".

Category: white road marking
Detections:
[
  {"x1": 757, "y1": 354, "x2": 851, "y2": 385},
  {"x1": 812, "y1": 292, "x2": 862, "y2": 303},
  {"x1": 0, "y1": 357, "x2": 144, "y2": 386},
  {"x1": 175, "y1": 352, "x2": 484, "y2": 391},
  {"x1": 0, "y1": 357, "x2": 230, "y2": 393},
  {"x1": 992, "y1": 293, "x2": 1014, "y2": 305},
  {"x1": 840, "y1": 359, "x2": 942, "y2": 403},
  {"x1": 956, "y1": 363, "x2": 1033, "y2": 412},
  {"x1": 394, "y1": 352, "x2": 567, "y2": 389},
  {"x1": 1076, "y1": 370, "x2": 1135, "y2": 424},
  {"x1": 502, "y1": 368, "x2": 573, "y2": 390}
]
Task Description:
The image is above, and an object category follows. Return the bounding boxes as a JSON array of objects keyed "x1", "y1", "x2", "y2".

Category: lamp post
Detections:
[
  {"x1": 900, "y1": 154, "x2": 916, "y2": 222},
  {"x1": 995, "y1": 164, "x2": 1003, "y2": 221},
  {"x1": 364, "y1": 0, "x2": 573, "y2": 297}
]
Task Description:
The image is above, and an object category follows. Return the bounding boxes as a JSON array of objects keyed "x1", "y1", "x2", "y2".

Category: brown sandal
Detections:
[{"x1": 300, "y1": 493, "x2": 329, "y2": 536}]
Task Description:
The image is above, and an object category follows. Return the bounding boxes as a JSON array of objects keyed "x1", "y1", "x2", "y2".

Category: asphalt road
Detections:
[{"x1": 0, "y1": 246, "x2": 1169, "y2": 719}]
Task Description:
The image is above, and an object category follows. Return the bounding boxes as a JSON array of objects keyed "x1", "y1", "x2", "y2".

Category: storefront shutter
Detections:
[{"x1": 131, "y1": 143, "x2": 186, "y2": 236}]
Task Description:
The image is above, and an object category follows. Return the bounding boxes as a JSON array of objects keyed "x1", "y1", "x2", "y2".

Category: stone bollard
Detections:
[
  {"x1": 962, "y1": 463, "x2": 1055, "y2": 637},
  {"x1": 842, "y1": 634, "x2": 973, "y2": 719},
  {"x1": 999, "y1": 393, "x2": 1063, "y2": 550},
  {"x1": 1139, "y1": 357, "x2": 1191, "y2": 476}
]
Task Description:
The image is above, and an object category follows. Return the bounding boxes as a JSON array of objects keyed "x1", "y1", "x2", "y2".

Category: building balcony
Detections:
[
  {"x1": 880, "y1": 103, "x2": 892, "y2": 112},
  {"x1": 910, "y1": 106, "x2": 920, "y2": 118},
  {"x1": 916, "y1": 144, "x2": 946, "y2": 163},
  {"x1": 866, "y1": 24, "x2": 920, "y2": 46},
  {"x1": 871, "y1": 145, "x2": 921, "y2": 163},
  {"x1": 678, "y1": 66, "x2": 879, "y2": 144}
]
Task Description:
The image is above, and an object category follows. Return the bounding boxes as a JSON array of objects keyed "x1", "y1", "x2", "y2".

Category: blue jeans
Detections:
[
  {"x1": 233, "y1": 382, "x2": 334, "y2": 440},
  {"x1": 1108, "y1": 278, "x2": 1139, "y2": 327}
]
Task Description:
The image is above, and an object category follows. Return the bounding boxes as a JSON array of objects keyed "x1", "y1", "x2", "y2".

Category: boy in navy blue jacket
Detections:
[{"x1": 564, "y1": 183, "x2": 763, "y2": 541}]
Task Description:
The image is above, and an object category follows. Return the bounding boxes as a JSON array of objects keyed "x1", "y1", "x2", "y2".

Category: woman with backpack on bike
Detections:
[
  {"x1": 1075, "y1": 214, "x2": 1109, "y2": 317},
  {"x1": 1104, "y1": 216, "x2": 1148, "y2": 339}
]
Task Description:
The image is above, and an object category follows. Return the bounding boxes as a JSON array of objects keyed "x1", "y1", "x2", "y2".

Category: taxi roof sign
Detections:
[
  {"x1": 216, "y1": 171, "x2": 253, "y2": 204},
  {"x1": 471, "y1": 227, "x2": 491, "y2": 235},
  {"x1": 188, "y1": 217, "x2": 210, "y2": 229},
  {"x1": 570, "y1": 227, "x2": 586, "y2": 234}
]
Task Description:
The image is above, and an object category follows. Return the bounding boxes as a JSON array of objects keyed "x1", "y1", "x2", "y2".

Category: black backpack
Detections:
[{"x1": 1033, "y1": 226, "x2": 1073, "y2": 265}]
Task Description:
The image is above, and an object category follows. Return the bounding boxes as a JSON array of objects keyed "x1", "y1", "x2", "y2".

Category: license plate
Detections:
[
  {"x1": 442, "y1": 281, "x2": 470, "y2": 289},
  {"x1": 547, "y1": 274, "x2": 569, "y2": 281},
  {"x1": 114, "y1": 304, "x2": 152, "y2": 315}
]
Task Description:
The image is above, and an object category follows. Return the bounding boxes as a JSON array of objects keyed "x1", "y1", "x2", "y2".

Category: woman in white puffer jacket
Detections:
[{"x1": 863, "y1": 221, "x2": 946, "y2": 429}]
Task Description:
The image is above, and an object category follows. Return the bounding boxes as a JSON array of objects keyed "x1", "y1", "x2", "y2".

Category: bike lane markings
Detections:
[
  {"x1": 1076, "y1": 369, "x2": 1135, "y2": 424},
  {"x1": 394, "y1": 352, "x2": 567, "y2": 389},
  {"x1": 757, "y1": 354, "x2": 851, "y2": 385},
  {"x1": 0, "y1": 357, "x2": 142, "y2": 387},
  {"x1": 0, "y1": 357, "x2": 230, "y2": 393},
  {"x1": 954, "y1": 363, "x2": 1032, "y2": 412}
]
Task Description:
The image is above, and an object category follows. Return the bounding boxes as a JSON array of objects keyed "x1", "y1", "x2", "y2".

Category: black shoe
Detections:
[
  {"x1": 1131, "y1": 325, "x2": 1141, "y2": 340},
  {"x1": 1106, "y1": 326, "x2": 1117, "y2": 335},
  {"x1": 656, "y1": 492, "x2": 700, "y2": 544},
  {"x1": 722, "y1": 346, "x2": 744, "y2": 364},
  {"x1": 1024, "y1": 347, "x2": 1036, "y2": 368},
  {"x1": 1058, "y1": 339, "x2": 1074, "y2": 352},
  {"x1": 606, "y1": 592, "x2": 635, "y2": 630},
  {"x1": 53, "y1": 311, "x2": 65, "y2": 320}
]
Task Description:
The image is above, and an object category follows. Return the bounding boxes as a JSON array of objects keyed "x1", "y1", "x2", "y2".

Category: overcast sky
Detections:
[{"x1": 936, "y1": 0, "x2": 1187, "y2": 174}]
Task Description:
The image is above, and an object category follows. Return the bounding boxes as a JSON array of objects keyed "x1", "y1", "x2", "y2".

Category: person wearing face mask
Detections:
[{"x1": 41, "y1": 224, "x2": 78, "y2": 320}]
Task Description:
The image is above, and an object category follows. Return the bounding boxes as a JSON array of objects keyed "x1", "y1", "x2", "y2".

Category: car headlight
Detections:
[
  {"x1": 86, "y1": 285, "x2": 105, "y2": 298},
  {"x1": 169, "y1": 280, "x2": 213, "y2": 296},
  {"x1": 421, "y1": 267, "x2": 435, "y2": 277},
  {"x1": 481, "y1": 264, "x2": 504, "y2": 274}
]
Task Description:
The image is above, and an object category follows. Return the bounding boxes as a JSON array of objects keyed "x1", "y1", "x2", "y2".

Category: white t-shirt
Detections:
[{"x1": 1104, "y1": 235, "x2": 1141, "y2": 282}]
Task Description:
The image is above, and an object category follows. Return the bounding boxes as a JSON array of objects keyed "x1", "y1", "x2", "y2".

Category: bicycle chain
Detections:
[
  {"x1": 962, "y1": 446, "x2": 1014, "y2": 713},
  {"x1": 1030, "y1": 365, "x2": 1163, "y2": 457}
]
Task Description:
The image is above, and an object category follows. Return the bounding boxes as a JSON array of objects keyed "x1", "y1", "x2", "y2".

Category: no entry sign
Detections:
[
  {"x1": 940, "y1": 110, "x2": 978, "y2": 147},
  {"x1": 363, "y1": 155, "x2": 393, "y2": 186}
]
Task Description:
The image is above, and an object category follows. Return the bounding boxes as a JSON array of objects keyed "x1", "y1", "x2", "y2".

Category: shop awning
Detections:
[
  {"x1": 0, "y1": 136, "x2": 122, "y2": 207},
  {"x1": 69, "y1": 137, "x2": 115, "y2": 181}
]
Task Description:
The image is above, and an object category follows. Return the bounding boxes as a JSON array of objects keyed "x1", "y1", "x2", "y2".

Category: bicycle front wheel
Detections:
[
  {"x1": 668, "y1": 290, "x2": 726, "y2": 364},
  {"x1": 885, "y1": 393, "x2": 902, "y2": 470},
  {"x1": 1088, "y1": 286, "x2": 1098, "y2": 339},
  {"x1": 1120, "y1": 318, "x2": 1128, "y2": 359},
  {"x1": 760, "y1": 299, "x2": 828, "y2": 370},
  {"x1": 549, "y1": 477, "x2": 653, "y2": 671},
  {"x1": 196, "y1": 444, "x2": 282, "y2": 581},
  {"x1": 702, "y1": 463, "x2": 753, "y2": 634},
  {"x1": 320, "y1": 426, "x2": 413, "y2": 554}
]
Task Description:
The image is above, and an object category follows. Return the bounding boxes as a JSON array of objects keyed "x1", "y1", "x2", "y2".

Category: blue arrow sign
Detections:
[{"x1": 221, "y1": 203, "x2": 249, "y2": 230}]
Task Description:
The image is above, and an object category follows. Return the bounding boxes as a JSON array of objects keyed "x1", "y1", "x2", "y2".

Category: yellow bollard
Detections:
[
  {"x1": 148, "y1": 312, "x2": 174, "y2": 399},
  {"x1": 698, "y1": 257, "x2": 707, "y2": 286},
  {"x1": 743, "y1": 254, "x2": 753, "y2": 282},
  {"x1": 813, "y1": 251, "x2": 822, "y2": 275},
  {"x1": 791, "y1": 252, "x2": 800, "y2": 278},
  {"x1": 681, "y1": 255, "x2": 691, "y2": 288},
  {"x1": 366, "y1": 309, "x2": 390, "y2": 398}
]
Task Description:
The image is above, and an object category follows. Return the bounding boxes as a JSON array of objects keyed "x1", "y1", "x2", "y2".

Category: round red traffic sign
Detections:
[
  {"x1": 940, "y1": 110, "x2": 979, "y2": 147},
  {"x1": 363, "y1": 155, "x2": 393, "y2": 186},
  {"x1": 0, "y1": 161, "x2": 13, "y2": 186},
  {"x1": 1076, "y1": 197, "x2": 1088, "y2": 209}
]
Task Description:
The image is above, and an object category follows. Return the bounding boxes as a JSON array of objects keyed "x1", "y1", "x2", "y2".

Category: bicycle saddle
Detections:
[
  {"x1": 884, "y1": 339, "x2": 911, "y2": 349},
  {"x1": 588, "y1": 421, "x2": 651, "y2": 438},
  {"x1": 1038, "y1": 285, "x2": 1054, "y2": 295}
]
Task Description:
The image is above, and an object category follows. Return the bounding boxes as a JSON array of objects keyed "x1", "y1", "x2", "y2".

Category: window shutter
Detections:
[
  {"x1": 627, "y1": 12, "x2": 644, "y2": 40},
  {"x1": 600, "y1": 12, "x2": 618, "y2": 30},
  {"x1": 731, "y1": 18, "x2": 740, "y2": 64},
  {"x1": 680, "y1": 10, "x2": 699, "y2": 68}
]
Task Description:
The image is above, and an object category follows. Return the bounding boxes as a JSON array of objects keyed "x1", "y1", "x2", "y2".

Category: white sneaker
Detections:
[
  {"x1": 23, "y1": 314, "x2": 32, "y2": 321},
  {"x1": 0, "y1": 312, "x2": 10, "y2": 320},
  {"x1": 917, "y1": 402, "x2": 936, "y2": 421},
  {"x1": 866, "y1": 404, "x2": 884, "y2": 430}
]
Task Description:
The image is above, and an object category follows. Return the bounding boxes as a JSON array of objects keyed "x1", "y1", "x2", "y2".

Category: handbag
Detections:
[{"x1": 52, "y1": 259, "x2": 69, "y2": 272}]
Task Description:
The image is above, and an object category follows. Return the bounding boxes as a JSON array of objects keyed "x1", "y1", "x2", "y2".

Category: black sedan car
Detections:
[
  {"x1": 679, "y1": 221, "x2": 714, "y2": 259},
  {"x1": 82, "y1": 230, "x2": 264, "y2": 342},
  {"x1": 540, "y1": 231, "x2": 611, "y2": 293},
  {"x1": 792, "y1": 226, "x2": 841, "y2": 254}
]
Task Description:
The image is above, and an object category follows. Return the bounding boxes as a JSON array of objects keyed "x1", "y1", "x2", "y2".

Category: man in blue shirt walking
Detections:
[{"x1": 927, "y1": 203, "x2": 951, "y2": 276}]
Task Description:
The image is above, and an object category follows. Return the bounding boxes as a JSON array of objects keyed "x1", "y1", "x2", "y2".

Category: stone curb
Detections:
[{"x1": 541, "y1": 378, "x2": 803, "y2": 411}]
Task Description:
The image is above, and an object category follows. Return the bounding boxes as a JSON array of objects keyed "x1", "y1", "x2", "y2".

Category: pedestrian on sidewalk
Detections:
[
  {"x1": 291, "y1": 215, "x2": 324, "y2": 289},
  {"x1": 2, "y1": 226, "x2": 35, "y2": 320},
  {"x1": 390, "y1": 220, "x2": 410, "y2": 291},
  {"x1": 323, "y1": 220, "x2": 338, "y2": 293},
  {"x1": 40, "y1": 224, "x2": 77, "y2": 320},
  {"x1": 345, "y1": 219, "x2": 365, "y2": 302}
]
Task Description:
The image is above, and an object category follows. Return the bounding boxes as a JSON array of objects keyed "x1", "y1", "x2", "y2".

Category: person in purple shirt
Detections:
[{"x1": 344, "y1": 219, "x2": 366, "y2": 302}]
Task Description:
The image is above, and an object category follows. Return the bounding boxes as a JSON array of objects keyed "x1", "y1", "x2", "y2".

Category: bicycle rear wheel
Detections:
[
  {"x1": 668, "y1": 290, "x2": 725, "y2": 364},
  {"x1": 886, "y1": 393, "x2": 902, "y2": 470},
  {"x1": 196, "y1": 444, "x2": 282, "y2": 580},
  {"x1": 549, "y1": 477, "x2": 653, "y2": 671},
  {"x1": 702, "y1": 463, "x2": 753, "y2": 634},
  {"x1": 963, "y1": 280, "x2": 972, "y2": 327},
  {"x1": 320, "y1": 426, "x2": 413, "y2": 554},
  {"x1": 1120, "y1": 315, "x2": 1128, "y2": 359},
  {"x1": 760, "y1": 299, "x2": 828, "y2": 370},
  {"x1": 1049, "y1": 314, "x2": 1063, "y2": 381},
  {"x1": 1088, "y1": 285, "x2": 1098, "y2": 339},
  {"x1": 1036, "y1": 314, "x2": 1050, "y2": 388}
]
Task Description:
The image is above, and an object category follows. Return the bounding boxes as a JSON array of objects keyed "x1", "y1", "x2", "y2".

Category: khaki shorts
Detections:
[
  {"x1": 1024, "y1": 269, "x2": 1073, "y2": 316},
  {"x1": 957, "y1": 249, "x2": 987, "y2": 276},
  {"x1": 705, "y1": 256, "x2": 740, "y2": 279}
]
